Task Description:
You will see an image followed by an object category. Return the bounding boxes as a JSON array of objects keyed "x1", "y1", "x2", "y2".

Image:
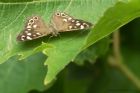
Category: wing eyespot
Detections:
[
  {"x1": 29, "y1": 19, "x2": 34, "y2": 23},
  {"x1": 61, "y1": 13, "x2": 66, "y2": 17},
  {"x1": 55, "y1": 12, "x2": 60, "y2": 16},
  {"x1": 33, "y1": 16, "x2": 38, "y2": 20},
  {"x1": 28, "y1": 23, "x2": 32, "y2": 26}
]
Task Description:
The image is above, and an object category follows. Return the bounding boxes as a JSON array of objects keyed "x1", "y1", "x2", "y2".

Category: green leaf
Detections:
[
  {"x1": 0, "y1": 53, "x2": 47, "y2": 93},
  {"x1": 74, "y1": 37, "x2": 110, "y2": 65},
  {"x1": 41, "y1": 1, "x2": 118, "y2": 84},
  {"x1": 3, "y1": 0, "x2": 140, "y2": 86},
  {"x1": 84, "y1": 0, "x2": 140, "y2": 49},
  {"x1": 0, "y1": 0, "x2": 33, "y2": 3},
  {"x1": 0, "y1": 0, "x2": 118, "y2": 85}
]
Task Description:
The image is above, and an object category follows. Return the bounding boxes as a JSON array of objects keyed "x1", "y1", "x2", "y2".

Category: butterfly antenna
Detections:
[{"x1": 57, "y1": 32, "x2": 62, "y2": 39}]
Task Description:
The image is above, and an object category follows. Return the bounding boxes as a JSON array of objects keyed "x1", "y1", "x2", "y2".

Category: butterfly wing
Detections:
[
  {"x1": 17, "y1": 16, "x2": 51, "y2": 41},
  {"x1": 51, "y1": 12, "x2": 93, "y2": 32}
]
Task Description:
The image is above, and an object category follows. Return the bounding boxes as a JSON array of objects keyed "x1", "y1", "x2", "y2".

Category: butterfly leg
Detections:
[{"x1": 49, "y1": 24, "x2": 60, "y2": 37}]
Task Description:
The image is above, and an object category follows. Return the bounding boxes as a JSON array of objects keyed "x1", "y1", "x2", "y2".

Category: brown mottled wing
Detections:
[
  {"x1": 51, "y1": 12, "x2": 93, "y2": 32},
  {"x1": 17, "y1": 16, "x2": 51, "y2": 41}
]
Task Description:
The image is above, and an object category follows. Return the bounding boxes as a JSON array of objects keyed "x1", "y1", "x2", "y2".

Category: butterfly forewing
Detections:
[
  {"x1": 51, "y1": 12, "x2": 93, "y2": 32},
  {"x1": 17, "y1": 16, "x2": 51, "y2": 41}
]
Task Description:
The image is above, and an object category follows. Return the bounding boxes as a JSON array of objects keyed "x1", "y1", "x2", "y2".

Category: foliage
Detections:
[{"x1": 0, "y1": 0, "x2": 140, "y2": 93}]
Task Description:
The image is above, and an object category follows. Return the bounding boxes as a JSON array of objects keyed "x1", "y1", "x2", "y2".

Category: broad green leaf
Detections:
[
  {"x1": 74, "y1": 37, "x2": 110, "y2": 65},
  {"x1": 84, "y1": 0, "x2": 140, "y2": 49},
  {"x1": 41, "y1": 1, "x2": 118, "y2": 84},
  {"x1": 0, "y1": 0, "x2": 33, "y2": 3},
  {"x1": 0, "y1": 0, "x2": 117, "y2": 85},
  {"x1": 0, "y1": 53, "x2": 47, "y2": 93}
]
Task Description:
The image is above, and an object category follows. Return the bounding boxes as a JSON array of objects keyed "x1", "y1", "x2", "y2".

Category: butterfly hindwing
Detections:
[
  {"x1": 17, "y1": 16, "x2": 51, "y2": 41},
  {"x1": 51, "y1": 12, "x2": 93, "y2": 32}
]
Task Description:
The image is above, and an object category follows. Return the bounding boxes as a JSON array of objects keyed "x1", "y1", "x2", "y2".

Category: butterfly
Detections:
[
  {"x1": 16, "y1": 16, "x2": 53, "y2": 41},
  {"x1": 17, "y1": 12, "x2": 93, "y2": 41}
]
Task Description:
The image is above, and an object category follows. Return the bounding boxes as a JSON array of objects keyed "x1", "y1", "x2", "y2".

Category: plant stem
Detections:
[{"x1": 109, "y1": 31, "x2": 140, "y2": 90}]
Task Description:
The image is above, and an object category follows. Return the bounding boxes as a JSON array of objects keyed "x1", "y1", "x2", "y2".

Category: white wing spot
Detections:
[
  {"x1": 33, "y1": 25, "x2": 37, "y2": 28},
  {"x1": 21, "y1": 37, "x2": 24, "y2": 41},
  {"x1": 33, "y1": 16, "x2": 38, "y2": 20},
  {"x1": 61, "y1": 13, "x2": 66, "y2": 17},
  {"x1": 27, "y1": 25, "x2": 31, "y2": 29},
  {"x1": 72, "y1": 20, "x2": 75, "y2": 22},
  {"x1": 28, "y1": 23, "x2": 32, "y2": 26},
  {"x1": 25, "y1": 31, "x2": 28, "y2": 33},
  {"x1": 68, "y1": 17, "x2": 72, "y2": 20},
  {"x1": 74, "y1": 26, "x2": 77, "y2": 28},
  {"x1": 76, "y1": 23, "x2": 81, "y2": 26},
  {"x1": 21, "y1": 35, "x2": 25, "y2": 38},
  {"x1": 21, "y1": 35, "x2": 25, "y2": 40},
  {"x1": 63, "y1": 19, "x2": 68, "y2": 22},
  {"x1": 27, "y1": 28, "x2": 31, "y2": 31},
  {"x1": 83, "y1": 23, "x2": 86, "y2": 25},
  {"x1": 33, "y1": 34, "x2": 36, "y2": 37},
  {"x1": 56, "y1": 12, "x2": 60, "y2": 16},
  {"x1": 83, "y1": 23, "x2": 89, "y2": 27},
  {"x1": 68, "y1": 26, "x2": 73, "y2": 29},
  {"x1": 80, "y1": 25, "x2": 84, "y2": 29},
  {"x1": 29, "y1": 19, "x2": 34, "y2": 23},
  {"x1": 26, "y1": 36, "x2": 32, "y2": 40},
  {"x1": 36, "y1": 32, "x2": 41, "y2": 35},
  {"x1": 27, "y1": 33, "x2": 31, "y2": 36},
  {"x1": 76, "y1": 21, "x2": 79, "y2": 23}
]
